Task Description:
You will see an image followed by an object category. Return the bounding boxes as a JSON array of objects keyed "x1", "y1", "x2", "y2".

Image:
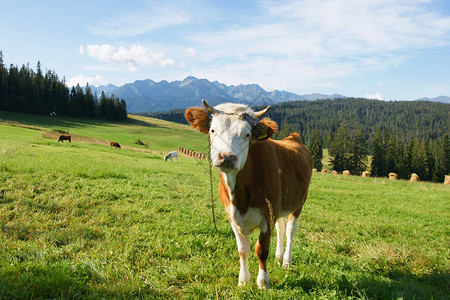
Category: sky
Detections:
[{"x1": 1, "y1": 0, "x2": 450, "y2": 100}]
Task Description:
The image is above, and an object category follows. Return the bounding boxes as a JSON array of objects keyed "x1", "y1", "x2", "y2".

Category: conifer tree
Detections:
[
  {"x1": 329, "y1": 123, "x2": 351, "y2": 172},
  {"x1": 350, "y1": 127, "x2": 367, "y2": 175},
  {"x1": 0, "y1": 52, "x2": 8, "y2": 109},
  {"x1": 310, "y1": 130, "x2": 323, "y2": 171},
  {"x1": 371, "y1": 126, "x2": 385, "y2": 177}
]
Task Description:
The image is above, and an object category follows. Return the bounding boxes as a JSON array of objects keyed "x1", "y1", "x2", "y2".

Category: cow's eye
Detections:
[
  {"x1": 211, "y1": 129, "x2": 215, "y2": 133},
  {"x1": 246, "y1": 133, "x2": 250, "y2": 138}
]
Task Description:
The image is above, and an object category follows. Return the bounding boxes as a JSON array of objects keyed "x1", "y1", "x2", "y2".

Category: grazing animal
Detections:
[
  {"x1": 389, "y1": 172, "x2": 398, "y2": 180},
  {"x1": 164, "y1": 151, "x2": 178, "y2": 162},
  {"x1": 185, "y1": 100, "x2": 313, "y2": 290},
  {"x1": 110, "y1": 141, "x2": 121, "y2": 148},
  {"x1": 57, "y1": 135, "x2": 71, "y2": 142}
]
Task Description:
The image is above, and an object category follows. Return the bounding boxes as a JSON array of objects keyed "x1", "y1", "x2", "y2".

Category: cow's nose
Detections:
[{"x1": 217, "y1": 153, "x2": 238, "y2": 168}]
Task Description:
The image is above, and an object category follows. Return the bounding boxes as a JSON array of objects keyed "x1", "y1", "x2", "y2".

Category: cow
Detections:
[
  {"x1": 57, "y1": 135, "x2": 71, "y2": 142},
  {"x1": 185, "y1": 100, "x2": 313, "y2": 290},
  {"x1": 164, "y1": 151, "x2": 178, "y2": 162},
  {"x1": 110, "y1": 141, "x2": 121, "y2": 148}
]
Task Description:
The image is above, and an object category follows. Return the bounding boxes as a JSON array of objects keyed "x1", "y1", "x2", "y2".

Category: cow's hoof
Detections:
[
  {"x1": 282, "y1": 261, "x2": 291, "y2": 269},
  {"x1": 238, "y1": 280, "x2": 250, "y2": 287},
  {"x1": 257, "y1": 269, "x2": 269, "y2": 290},
  {"x1": 257, "y1": 279, "x2": 269, "y2": 290}
]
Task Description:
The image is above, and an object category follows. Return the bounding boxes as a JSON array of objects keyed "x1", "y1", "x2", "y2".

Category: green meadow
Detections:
[{"x1": 0, "y1": 111, "x2": 448, "y2": 299}]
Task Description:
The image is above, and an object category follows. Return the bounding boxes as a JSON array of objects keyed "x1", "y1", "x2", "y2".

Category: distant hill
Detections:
[
  {"x1": 148, "y1": 97, "x2": 449, "y2": 146},
  {"x1": 91, "y1": 76, "x2": 345, "y2": 113},
  {"x1": 416, "y1": 96, "x2": 450, "y2": 104}
]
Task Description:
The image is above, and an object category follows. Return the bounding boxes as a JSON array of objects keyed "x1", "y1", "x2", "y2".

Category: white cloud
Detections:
[
  {"x1": 89, "y1": 3, "x2": 189, "y2": 38},
  {"x1": 81, "y1": 44, "x2": 176, "y2": 71},
  {"x1": 186, "y1": 47, "x2": 198, "y2": 57},
  {"x1": 365, "y1": 92, "x2": 384, "y2": 100},
  {"x1": 66, "y1": 74, "x2": 107, "y2": 87},
  {"x1": 79, "y1": 45, "x2": 84, "y2": 55},
  {"x1": 187, "y1": 0, "x2": 450, "y2": 92}
]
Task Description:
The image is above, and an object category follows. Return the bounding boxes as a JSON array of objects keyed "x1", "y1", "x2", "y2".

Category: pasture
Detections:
[{"x1": 0, "y1": 111, "x2": 449, "y2": 299}]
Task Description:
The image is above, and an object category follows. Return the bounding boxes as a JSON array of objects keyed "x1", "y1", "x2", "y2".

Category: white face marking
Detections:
[{"x1": 209, "y1": 114, "x2": 252, "y2": 172}]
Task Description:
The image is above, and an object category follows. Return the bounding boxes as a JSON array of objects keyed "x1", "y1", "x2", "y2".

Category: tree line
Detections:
[
  {"x1": 268, "y1": 98, "x2": 449, "y2": 148},
  {"x1": 0, "y1": 51, "x2": 127, "y2": 121},
  {"x1": 310, "y1": 123, "x2": 449, "y2": 183},
  {"x1": 147, "y1": 98, "x2": 449, "y2": 149},
  {"x1": 148, "y1": 97, "x2": 449, "y2": 183}
]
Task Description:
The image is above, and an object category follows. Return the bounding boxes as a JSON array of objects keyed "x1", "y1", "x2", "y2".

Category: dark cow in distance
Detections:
[
  {"x1": 110, "y1": 141, "x2": 121, "y2": 148},
  {"x1": 57, "y1": 135, "x2": 71, "y2": 142},
  {"x1": 185, "y1": 100, "x2": 313, "y2": 289}
]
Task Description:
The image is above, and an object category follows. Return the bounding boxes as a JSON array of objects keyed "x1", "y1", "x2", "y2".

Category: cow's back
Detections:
[{"x1": 271, "y1": 133, "x2": 312, "y2": 214}]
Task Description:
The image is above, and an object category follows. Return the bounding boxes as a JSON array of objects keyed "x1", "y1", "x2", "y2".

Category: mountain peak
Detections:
[{"x1": 90, "y1": 77, "x2": 346, "y2": 113}]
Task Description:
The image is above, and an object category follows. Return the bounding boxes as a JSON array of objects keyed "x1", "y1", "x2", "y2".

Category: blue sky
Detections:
[{"x1": 1, "y1": 0, "x2": 450, "y2": 100}]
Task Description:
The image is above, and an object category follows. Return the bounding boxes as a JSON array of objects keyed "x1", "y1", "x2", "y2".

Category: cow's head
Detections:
[{"x1": 185, "y1": 100, "x2": 277, "y2": 173}]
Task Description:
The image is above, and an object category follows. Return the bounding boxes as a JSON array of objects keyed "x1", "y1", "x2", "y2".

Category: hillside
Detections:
[
  {"x1": 0, "y1": 111, "x2": 448, "y2": 298},
  {"x1": 0, "y1": 111, "x2": 208, "y2": 154},
  {"x1": 149, "y1": 98, "x2": 450, "y2": 145}
]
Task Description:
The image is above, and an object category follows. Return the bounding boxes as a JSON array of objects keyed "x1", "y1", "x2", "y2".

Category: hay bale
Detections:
[
  {"x1": 410, "y1": 173, "x2": 420, "y2": 182},
  {"x1": 362, "y1": 171, "x2": 370, "y2": 177},
  {"x1": 321, "y1": 169, "x2": 327, "y2": 174},
  {"x1": 343, "y1": 170, "x2": 350, "y2": 176},
  {"x1": 332, "y1": 170, "x2": 338, "y2": 175},
  {"x1": 389, "y1": 172, "x2": 398, "y2": 180},
  {"x1": 444, "y1": 175, "x2": 450, "y2": 185},
  {"x1": 312, "y1": 168, "x2": 317, "y2": 172}
]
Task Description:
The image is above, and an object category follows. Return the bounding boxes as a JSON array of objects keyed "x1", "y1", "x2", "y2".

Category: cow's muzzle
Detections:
[{"x1": 217, "y1": 152, "x2": 238, "y2": 170}]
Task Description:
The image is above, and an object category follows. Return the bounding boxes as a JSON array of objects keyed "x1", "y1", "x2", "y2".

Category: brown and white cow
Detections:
[
  {"x1": 110, "y1": 141, "x2": 121, "y2": 148},
  {"x1": 185, "y1": 100, "x2": 313, "y2": 289}
]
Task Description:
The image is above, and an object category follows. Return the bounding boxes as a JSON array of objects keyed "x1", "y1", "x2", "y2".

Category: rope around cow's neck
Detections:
[{"x1": 208, "y1": 134, "x2": 219, "y2": 232}]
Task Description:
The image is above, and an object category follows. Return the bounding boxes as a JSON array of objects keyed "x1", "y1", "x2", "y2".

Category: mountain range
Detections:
[
  {"x1": 91, "y1": 76, "x2": 450, "y2": 113},
  {"x1": 91, "y1": 76, "x2": 346, "y2": 113}
]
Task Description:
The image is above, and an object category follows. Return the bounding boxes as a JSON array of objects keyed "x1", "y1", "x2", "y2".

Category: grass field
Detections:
[{"x1": 0, "y1": 111, "x2": 449, "y2": 299}]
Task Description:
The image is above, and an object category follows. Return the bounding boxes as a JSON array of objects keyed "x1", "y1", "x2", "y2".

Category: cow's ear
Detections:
[
  {"x1": 185, "y1": 107, "x2": 211, "y2": 134},
  {"x1": 252, "y1": 118, "x2": 278, "y2": 140}
]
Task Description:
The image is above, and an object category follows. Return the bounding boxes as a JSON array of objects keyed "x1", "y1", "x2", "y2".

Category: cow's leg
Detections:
[
  {"x1": 275, "y1": 217, "x2": 286, "y2": 262},
  {"x1": 283, "y1": 211, "x2": 300, "y2": 268},
  {"x1": 255, "y1": 228, "x2": 271, "y2": 290},
  {"x1": 231, "y1": 224, "x2": 250, "y2": 286}
]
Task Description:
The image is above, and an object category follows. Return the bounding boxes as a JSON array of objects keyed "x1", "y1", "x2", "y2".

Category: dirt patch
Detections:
[
  {"x1": 42, "y1": 130, "x2": 163, "y2": 155},
  {"x1": 0, "y1": 120, "x2": 43, "y2": 131}
]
